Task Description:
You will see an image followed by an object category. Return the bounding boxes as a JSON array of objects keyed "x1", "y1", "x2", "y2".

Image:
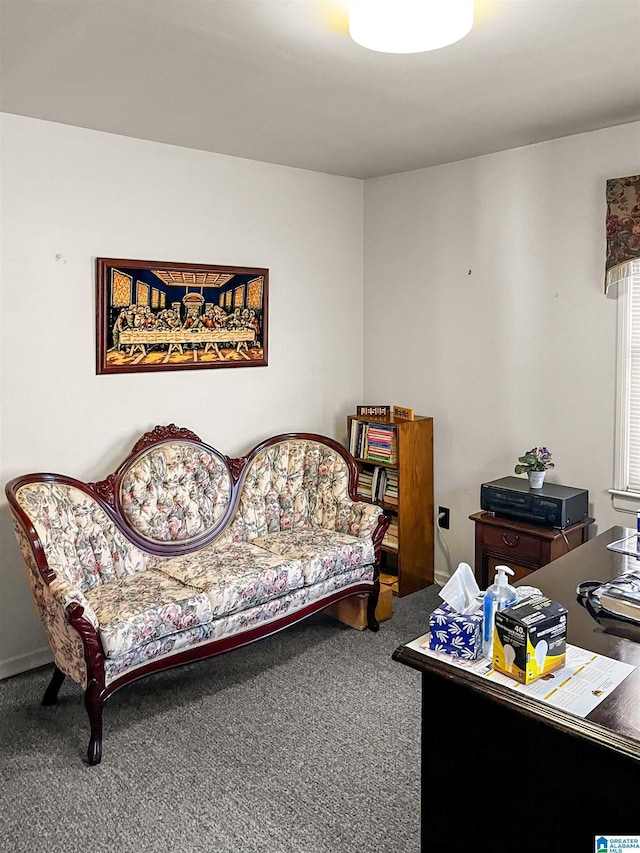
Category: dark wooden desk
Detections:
[{"x1": 393, "y1": 527, "x2": 640, "y2": 852}]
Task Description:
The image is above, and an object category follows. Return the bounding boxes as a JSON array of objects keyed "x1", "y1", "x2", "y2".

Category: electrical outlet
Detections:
[{"x1": 438, "y1": 506, "x2": 450, "y2": 529}]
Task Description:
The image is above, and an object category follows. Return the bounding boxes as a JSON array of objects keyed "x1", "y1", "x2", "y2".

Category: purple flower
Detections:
[{"x1": 515, "y1": 446, "x2": 554, "y2": 474}]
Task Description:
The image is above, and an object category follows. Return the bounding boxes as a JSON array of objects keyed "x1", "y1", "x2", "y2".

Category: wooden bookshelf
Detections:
[{"x1": 347, "y1": 414, "x2": 434, "y2": 596}]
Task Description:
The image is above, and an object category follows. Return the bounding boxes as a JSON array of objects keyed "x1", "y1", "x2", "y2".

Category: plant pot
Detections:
[{"x1": 528, "y1": 471, "x2": 545, "y2": 489}]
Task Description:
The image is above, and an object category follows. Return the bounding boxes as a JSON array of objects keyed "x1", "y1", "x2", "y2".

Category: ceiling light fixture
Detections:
[{"x1": 348, "y1": 0, "x2": 474, "y2": 54}]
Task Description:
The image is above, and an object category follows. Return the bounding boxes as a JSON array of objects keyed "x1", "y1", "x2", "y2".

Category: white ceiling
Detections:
[{"x1": 1, "y1": 0, "x2": 639, "y2": 179}]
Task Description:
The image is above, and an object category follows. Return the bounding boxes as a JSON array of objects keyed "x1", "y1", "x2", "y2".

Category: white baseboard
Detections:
[{"x1": 0, "y1": 647, "x2": 52, "y2": 681}]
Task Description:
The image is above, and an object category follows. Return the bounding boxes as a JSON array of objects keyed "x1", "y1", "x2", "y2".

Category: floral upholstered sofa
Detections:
[{"x1": 6, "y1": 425, "x2": 388, "y2": 764}]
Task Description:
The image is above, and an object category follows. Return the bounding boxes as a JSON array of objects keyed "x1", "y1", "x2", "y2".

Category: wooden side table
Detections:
[{"x1": 469, "y1": 511, "x2": 595, "y2": 588}]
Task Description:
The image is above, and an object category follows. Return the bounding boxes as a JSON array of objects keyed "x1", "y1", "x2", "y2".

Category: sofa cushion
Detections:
[
  {"x1": 251, "y1": 528, "x2": 376, "y2": 586},
  {"x1": 84, "y1": 569, "x2": 213, "y2": 659},
  {"x1": 103, "y1": 563, "x2": 376, "y2": 685},
  {"x1": 220, "y1": 439, "x2": 359, "y2": 542},
  {"x1": 119, "y1": 441, "x2": 233, "y2": 544},
  {"x1": 156, "y1": 542, "x2": 305, "y2": 618},
  {"x1": 15, "y1": 482, "x2": 154, "y2": 592}
]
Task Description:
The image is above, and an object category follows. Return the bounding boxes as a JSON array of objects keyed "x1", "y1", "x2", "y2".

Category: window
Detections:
[{"x1": 611, "y1": 260, "x2": 640, "y2": 512}]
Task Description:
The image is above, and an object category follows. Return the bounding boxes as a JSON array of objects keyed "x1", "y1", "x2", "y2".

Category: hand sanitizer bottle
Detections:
[{"x1": 482, "y1": 565, "x2": 517, "y2": 660}]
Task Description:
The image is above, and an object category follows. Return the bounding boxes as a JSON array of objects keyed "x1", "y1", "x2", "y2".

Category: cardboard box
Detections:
[
  {"x1": 493, "y1": 595, "x2": 567, "y2": 684},
  {"x1": 326, "y1": 583, "x2": 393, "y2": 630},
  {"x1": 428, "y1": 601, "x2": 483, "y2": 660}
]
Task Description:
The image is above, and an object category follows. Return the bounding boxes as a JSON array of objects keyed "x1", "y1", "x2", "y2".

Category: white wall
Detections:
[
  {"x1": 3, "y1": 114, "x2": 638, "y2": 676},
  {"x1": 363, "y1": 122, "x2": 640, "y2": 585},
  {"x1": 0, "y1": 114, "x2": 365, "y2": 677}
]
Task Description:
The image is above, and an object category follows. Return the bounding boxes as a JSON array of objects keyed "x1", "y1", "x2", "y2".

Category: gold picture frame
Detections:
[{"x1": 96, "y1": 258, "x2": 268, "y2": 374}]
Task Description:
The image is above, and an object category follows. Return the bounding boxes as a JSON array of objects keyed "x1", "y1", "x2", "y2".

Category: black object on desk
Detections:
[
  {"x1": 393, "y1": 526, "x2": 640, "y2": 853},
  {"x1": 480, "y1": 475, "x2": 589, "y2": 527}
]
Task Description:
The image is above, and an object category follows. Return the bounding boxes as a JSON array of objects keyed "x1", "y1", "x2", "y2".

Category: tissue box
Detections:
[{"x1": 428, "y1": 602, "x2": 483, "y2": 660}]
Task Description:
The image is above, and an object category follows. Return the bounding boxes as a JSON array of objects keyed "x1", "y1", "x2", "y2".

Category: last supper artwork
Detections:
[{"x1": 96, "y1": 258, "x2": 269, "y2": 374}]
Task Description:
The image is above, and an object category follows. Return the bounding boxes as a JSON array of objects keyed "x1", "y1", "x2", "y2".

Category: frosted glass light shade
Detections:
[{"x1": 348, "y1": 0, "x2": 474, "y2": 54}]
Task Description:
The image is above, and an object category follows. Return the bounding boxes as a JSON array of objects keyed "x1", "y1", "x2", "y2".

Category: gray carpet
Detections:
[{"x1": 0, "y1": 585, "x2": 442, "y2": 853}]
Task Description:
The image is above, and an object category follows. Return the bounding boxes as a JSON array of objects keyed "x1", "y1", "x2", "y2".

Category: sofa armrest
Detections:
[
  {"x1": 50, "y1": 579, "x2": 107, "y2": 688},
  {"x1": 49, "y1": 577, "x2": 100, "y2": 631},
  {"x1": 337, "y1": 499, "x2": 385, "y2": 540},
  {"x1": 338, "y1": 500, "x2": 390, "y2": 569}
]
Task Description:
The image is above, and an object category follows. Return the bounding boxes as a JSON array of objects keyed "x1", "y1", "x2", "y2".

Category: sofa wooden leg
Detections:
[
  {"x1": 42, "y1": 666, "x2": 66, "y2": 705},
  {"x1": 367, "y1": 582, "x2": 380, "y2": 632},
  {"x1": 84, "y1": 680, "x2": 104, "y2": 766}
]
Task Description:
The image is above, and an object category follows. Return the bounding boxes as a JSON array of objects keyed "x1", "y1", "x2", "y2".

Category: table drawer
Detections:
[
  {"x1": 487, "y1": 556, "x2": 535, "y2": 583},
  {"x1": 483, "y1": 525, "x2": 542, "y2": 563}
]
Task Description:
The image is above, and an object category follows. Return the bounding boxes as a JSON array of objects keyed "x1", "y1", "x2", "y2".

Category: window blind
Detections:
[{"x1": 628, "y1": 274, "x2": 640, "y2": 491}]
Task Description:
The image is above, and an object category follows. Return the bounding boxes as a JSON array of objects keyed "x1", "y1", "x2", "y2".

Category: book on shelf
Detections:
[
  {"x1": 349, "y1": 420, "x2": 397, "y2": 465},
  {"x1": 349, "y1": 423, "x2": 359, "y2": 456},
  {"x1": 356, "y1": 464, "x2": 390, "y2": 503},
  {"x1": 372, "y1": 467, "x2": 387, "y2": 501},
  {"x1": 383, "y1": 471, "x2": 398, "y2": 504},
  {"x1": 356, "y1": 470, "x2": 373, "y2": 500}
]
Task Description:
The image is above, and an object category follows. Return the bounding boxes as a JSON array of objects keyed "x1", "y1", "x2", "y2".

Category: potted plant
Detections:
[{"x1": 515, "y1": 447, "x2": 554, "y2": 488}]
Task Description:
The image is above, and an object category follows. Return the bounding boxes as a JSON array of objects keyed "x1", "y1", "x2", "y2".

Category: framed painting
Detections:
[{"x1": 96, "y1": 258, "x2": 269, "y2": 374}]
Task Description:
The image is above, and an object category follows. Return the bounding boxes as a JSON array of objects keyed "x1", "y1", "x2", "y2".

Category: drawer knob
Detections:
[{"x1": 502, "y1": 531, "x2": 519, "y2": 548}]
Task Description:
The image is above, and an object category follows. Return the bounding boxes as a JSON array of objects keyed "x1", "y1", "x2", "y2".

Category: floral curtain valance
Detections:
[{"x1": 605, "y1": 174, "x2": 640, "y2": 293}]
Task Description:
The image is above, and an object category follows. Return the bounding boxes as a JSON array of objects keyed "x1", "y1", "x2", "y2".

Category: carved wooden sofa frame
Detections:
[{"x1": 6, "y1": 425, "x2": 389, "y2": 764}]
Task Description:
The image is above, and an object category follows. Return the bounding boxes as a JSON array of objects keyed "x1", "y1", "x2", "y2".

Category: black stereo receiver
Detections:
[{"x1": 480, "y1": 476, "x2": 589, "y2": 528}]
